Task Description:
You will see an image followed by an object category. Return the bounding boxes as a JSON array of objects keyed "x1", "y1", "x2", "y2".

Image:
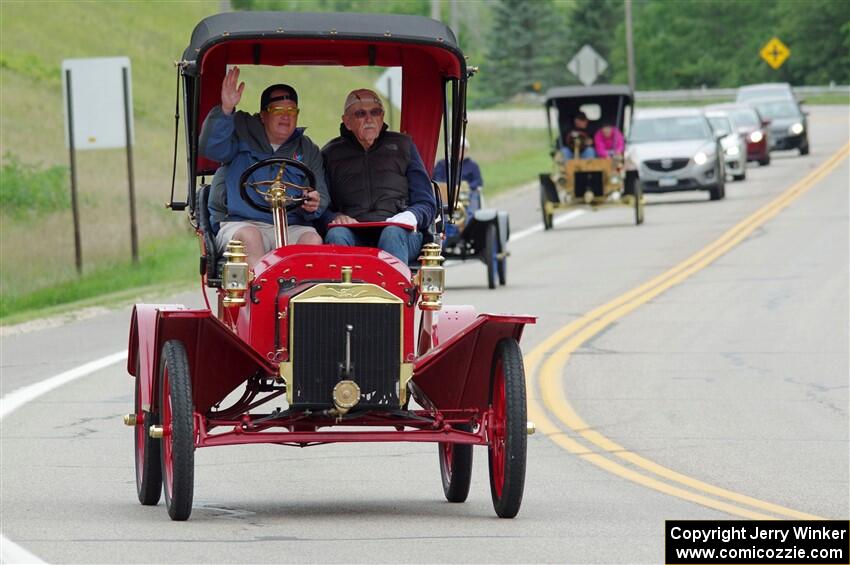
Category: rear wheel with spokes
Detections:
[
  {"x1": 484, "y1": 223, "x2": 498, "y2": 289},
  {"x1": 438, "y1": 423, "x2": 473, "y2": 502},
  {"x1": 134, "y1": 357, "x2": 162, "y2": 506},
  {"x1": 634, "y1": 182, "x2": 644, "y2": 225}
]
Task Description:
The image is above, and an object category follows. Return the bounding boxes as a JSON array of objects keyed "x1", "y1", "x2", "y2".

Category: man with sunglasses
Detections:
[
  {"x1": 200, "y1": 67, "x2": 328, "y2": 267},
  {"x1": 321, "y1": 89, "x2": 436, "y2": 264}
]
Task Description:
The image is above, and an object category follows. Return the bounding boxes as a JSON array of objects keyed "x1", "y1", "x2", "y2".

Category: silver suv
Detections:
[{"x1": 628, "y1": 108, "x2": 725, "y2": 201}]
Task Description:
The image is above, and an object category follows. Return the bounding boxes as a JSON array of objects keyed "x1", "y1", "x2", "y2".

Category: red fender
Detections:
[
  {"x1": 417, "y1": 305, "x2": 479, "y2": 356},
  {"x1": 127, "y1": 304, "x2": 276, "y2": 415},
  {"x1": 412, "y1": 312, "x2": 535, "y2": 411},
  {"x1": 127, "y1": 304, "x2": 188, "y2": 412}
]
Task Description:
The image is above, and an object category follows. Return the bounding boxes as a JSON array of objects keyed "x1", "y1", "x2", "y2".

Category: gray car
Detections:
[
  {"x1": 736, "y1": 82, "x2": 796, "y2": 104},
  {"x1": 751, "y1": 97, "x2": 810, "y2": 155},
  {"x1": 628, "y1": 108, "x2": 726, "y2": 200}
]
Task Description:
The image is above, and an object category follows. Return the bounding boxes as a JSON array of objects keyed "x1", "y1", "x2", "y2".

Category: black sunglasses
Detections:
[{"x1": 352, "y1": 108, "x2": 384, "y2": 119}]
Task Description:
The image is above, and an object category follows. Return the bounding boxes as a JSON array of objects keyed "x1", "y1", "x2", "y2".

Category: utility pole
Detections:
[
  {"x1": 431, "y1": 0, "x2": 440, "y2": 21},
  {"x1": 625, "y1": 0, "x2": 636, "y2": 92},
  {"x1": 450, "y1": 0, "x2": 459, "y2": 36}
]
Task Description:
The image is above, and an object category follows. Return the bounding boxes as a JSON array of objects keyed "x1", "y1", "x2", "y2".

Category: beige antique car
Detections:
[{"x1": 539, "y1": 85, "x2": 643, "y2": 229}]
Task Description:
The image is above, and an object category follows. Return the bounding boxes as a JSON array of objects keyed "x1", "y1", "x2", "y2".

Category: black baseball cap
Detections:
[
  {"x1": 260, "y1": 84, "x2": 298, "y2": 110},
  {"x1": 575, "y1": 111, "x2": 588, "y2": 121}
]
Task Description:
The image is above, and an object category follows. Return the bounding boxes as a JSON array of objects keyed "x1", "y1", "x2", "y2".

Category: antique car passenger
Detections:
[
  {"x1": 200, "y1": 68, "x2": 328, "y2": 267},
  {"x1": 539, "y1": 85, "x2": 643, "y2": 228},
  {"x1": 594, "y1": 123, "x2": 625, "y2": 159},
  {"x1": 561, "y1": 111, "x2": 596, "y2": 160},
  {"x1": 322, "y1": 89, "x2": 437, "y2": 264},
  {"x1": 433, "y1": 137, "x2": 483, "y2": 211}
]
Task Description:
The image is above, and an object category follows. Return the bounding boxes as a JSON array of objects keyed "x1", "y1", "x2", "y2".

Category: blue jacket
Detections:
[
  {"x1": 198, "y1": 105, "x2": 329, "y2": 230},
  {"x1": 433, "y1": 157, "x2": 483, "y2": 191}
]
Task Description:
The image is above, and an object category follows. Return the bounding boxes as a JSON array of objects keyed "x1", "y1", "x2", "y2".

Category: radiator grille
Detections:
[
  {"x1": 291, "y1": 302, "x2": 401, "y2": 409},
  {"x1": 645, "y1": 158, "x2": 689, "y2": 172}
]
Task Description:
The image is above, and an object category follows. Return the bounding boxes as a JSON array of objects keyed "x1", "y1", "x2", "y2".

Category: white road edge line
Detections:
[
  {"x1": 510, "y1": 210, "x2": 586, "y2": 242},
  {"x1": 0, "y1": 207, "x2": 583, "y2": 563},
  {"x1": 1, "y1": 350, "x2": 127, "y2": 565}
]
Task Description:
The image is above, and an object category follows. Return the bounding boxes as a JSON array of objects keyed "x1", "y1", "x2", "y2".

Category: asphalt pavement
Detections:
[{"x1": 1, "y1": 105, "x2": 847, "y2": 564}]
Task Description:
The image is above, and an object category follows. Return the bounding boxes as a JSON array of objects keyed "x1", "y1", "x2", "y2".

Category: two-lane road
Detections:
[{"x1": 1, "y1": 106, "x2": 847, "y2": 563}]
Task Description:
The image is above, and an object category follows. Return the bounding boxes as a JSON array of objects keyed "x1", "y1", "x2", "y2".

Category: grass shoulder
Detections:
[{"x1": 0, "y1": 235, "x2": 198, "y2": 324}]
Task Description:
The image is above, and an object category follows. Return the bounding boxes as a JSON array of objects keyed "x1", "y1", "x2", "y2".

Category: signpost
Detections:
[
  {"x1": 760, "y1": 37, "x2": 790, "y2": 70},
  {"x1": 567, "y1": 45, "x2": 608, "y2": 87},
  {"x1": 374, "y1": 67, "x2": 402, "y2": 129},
  {"x1": 62, "y1": 57, "x2": 137, "y2": 271}
]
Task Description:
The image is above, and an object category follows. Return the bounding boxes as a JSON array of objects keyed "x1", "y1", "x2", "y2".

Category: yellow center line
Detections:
[{"x1": 527, "y1": 142, "x2": 849, "y2": 520}]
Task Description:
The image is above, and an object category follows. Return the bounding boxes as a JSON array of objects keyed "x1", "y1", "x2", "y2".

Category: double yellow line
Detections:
[{"x1": 525, "y1": 142, "x2": 849, "y2": 520}]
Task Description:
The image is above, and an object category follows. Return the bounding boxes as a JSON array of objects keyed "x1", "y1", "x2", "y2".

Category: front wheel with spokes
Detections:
[
  {"x1": 488, "y1": 338, "x2": 528, "y2": 518},
  {"x1": 159, "y1": 340, "x2": 195, "y2": 521}
]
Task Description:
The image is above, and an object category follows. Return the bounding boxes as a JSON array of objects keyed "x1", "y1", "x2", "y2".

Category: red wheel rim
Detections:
[
  {"x1": 441, "y1": 441, "x2": 453, "y2": 478},
  {"x1": 162, "y1": 365, "x2": 173, "y2": 499},
  {"x1": 490, "y1": 356, "x2": 506, "y2": 498},
  {"x1": 134, "y1": 386, "x2": 144, "y2": 481}
]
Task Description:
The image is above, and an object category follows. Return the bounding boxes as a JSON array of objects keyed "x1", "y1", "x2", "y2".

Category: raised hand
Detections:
[{"x1": 221, "y1": 66, "x2": 245, "y2": 115}]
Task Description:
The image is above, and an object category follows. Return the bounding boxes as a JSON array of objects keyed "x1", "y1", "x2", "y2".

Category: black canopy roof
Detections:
[
  {"x1": 544, "y1": 85, "x2": 633, "y2": 104},
  {"x1": 182, "y1": 11, "x2": 461, "y2": 62}
]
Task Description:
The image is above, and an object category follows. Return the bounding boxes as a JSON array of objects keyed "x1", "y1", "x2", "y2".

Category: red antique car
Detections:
[{"x1": 125, "y1": 11, "x2": 535, "y2": 521}]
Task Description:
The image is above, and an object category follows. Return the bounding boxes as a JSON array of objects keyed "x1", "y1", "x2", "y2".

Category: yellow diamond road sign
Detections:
[{"x1": 760, "y1": 37, "x2": 790, "y2": 70}]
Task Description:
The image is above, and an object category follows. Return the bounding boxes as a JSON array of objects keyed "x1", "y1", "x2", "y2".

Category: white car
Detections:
[
  {"x1": 705, "y1": 110, "x2": 747, "y2": 181},
  {"x1": 628, "y1": 108, "x2": 726, "y2": 201}
]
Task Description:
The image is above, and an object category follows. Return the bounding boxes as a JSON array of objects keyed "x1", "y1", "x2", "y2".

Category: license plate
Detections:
[{"x1": 659, "y1": 177, "x2": 678, "y2": 187}]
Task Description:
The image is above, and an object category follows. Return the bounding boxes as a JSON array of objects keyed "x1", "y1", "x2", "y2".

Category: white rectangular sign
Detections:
[
  {"x1": 374, "y1": 66, "x2": 402, "y2": 109},
  {"x1": 62, "y1": 57, "x2": 134, "y2": 150}
]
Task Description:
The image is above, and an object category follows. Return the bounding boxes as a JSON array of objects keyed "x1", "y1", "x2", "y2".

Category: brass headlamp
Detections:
[
  {"x1": 222, "y1": 240, "x2": 250, "y2": 308},
  {"x1": 416, "y1": 242, "x2": 445, "y2": 311}
]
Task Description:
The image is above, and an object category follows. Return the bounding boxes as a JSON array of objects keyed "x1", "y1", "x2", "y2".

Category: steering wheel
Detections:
[{"x1": 238, "y1": 157, "x2": 317, "y2": 213}]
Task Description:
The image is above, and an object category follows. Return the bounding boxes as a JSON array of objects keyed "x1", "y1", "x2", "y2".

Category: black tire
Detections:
[
  {"x1": 733, "y1": 172, "x2": 746, "y2": 182},
  {"x1": 488, "y1": 338, "x2": 528, "y2": 519},
  {"x1": 540, "y1": 188, "x2": 553, "y2": 231},
  {"x1": 135, "y1": 358, "x2": 162, "y2": 506},
  {"x1": 438, "y1": 423, "x2": 473, "y2": 503},
  {"x1": 709, "y1": 164, "x2": 726, "y2": 201},
  {"x1": 758, "y1": 153, "x2": 771, "y2": 166},
  {"x1": 799, "y1": 139, "x2": 810, "y2": 155},
  {"x1": 497, "y1": 253, "x2": 507, "y2": 286},
  {"x1": 484, "y1": 223, "x2": 497, "y2": 290},
  {"x1": 159, "y1": 340, "x2": 195, "y2": 521},
  {"x1": 634, "y1": 182, "x2": 644, "y2": 225}
]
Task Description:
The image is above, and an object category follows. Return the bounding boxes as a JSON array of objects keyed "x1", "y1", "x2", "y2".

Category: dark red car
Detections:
[{"x1": 706, "y1": 103, "x2": 771, "y2": 166}]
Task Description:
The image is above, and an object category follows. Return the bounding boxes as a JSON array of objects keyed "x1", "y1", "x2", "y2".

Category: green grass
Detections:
[
  {"x1": 463, "y1": 126, "x2": 551, "y2": 195},
  {"x1": 0, "y1": 233, "x2": 198, "y2": 322},
  {"x1": 0, "y1": 153, "x2": 69, "y2": 216},
  {"x1": 0, "y1": 2, "x2": 550, "y2": 320}
]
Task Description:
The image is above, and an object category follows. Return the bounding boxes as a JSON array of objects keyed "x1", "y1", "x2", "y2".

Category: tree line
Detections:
[{"x1": 233, "y1": 0, "x2": 849, "y2": 105}]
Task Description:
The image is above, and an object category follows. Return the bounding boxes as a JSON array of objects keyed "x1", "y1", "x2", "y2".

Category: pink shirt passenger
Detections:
[{"x1": 594, "y1": 125, "x2": 625, "y2": 158}]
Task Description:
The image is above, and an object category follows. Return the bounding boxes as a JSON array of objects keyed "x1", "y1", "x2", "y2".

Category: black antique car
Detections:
[{"x1": 539, "y1": 85, "x2": 643, "y2": 229}]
